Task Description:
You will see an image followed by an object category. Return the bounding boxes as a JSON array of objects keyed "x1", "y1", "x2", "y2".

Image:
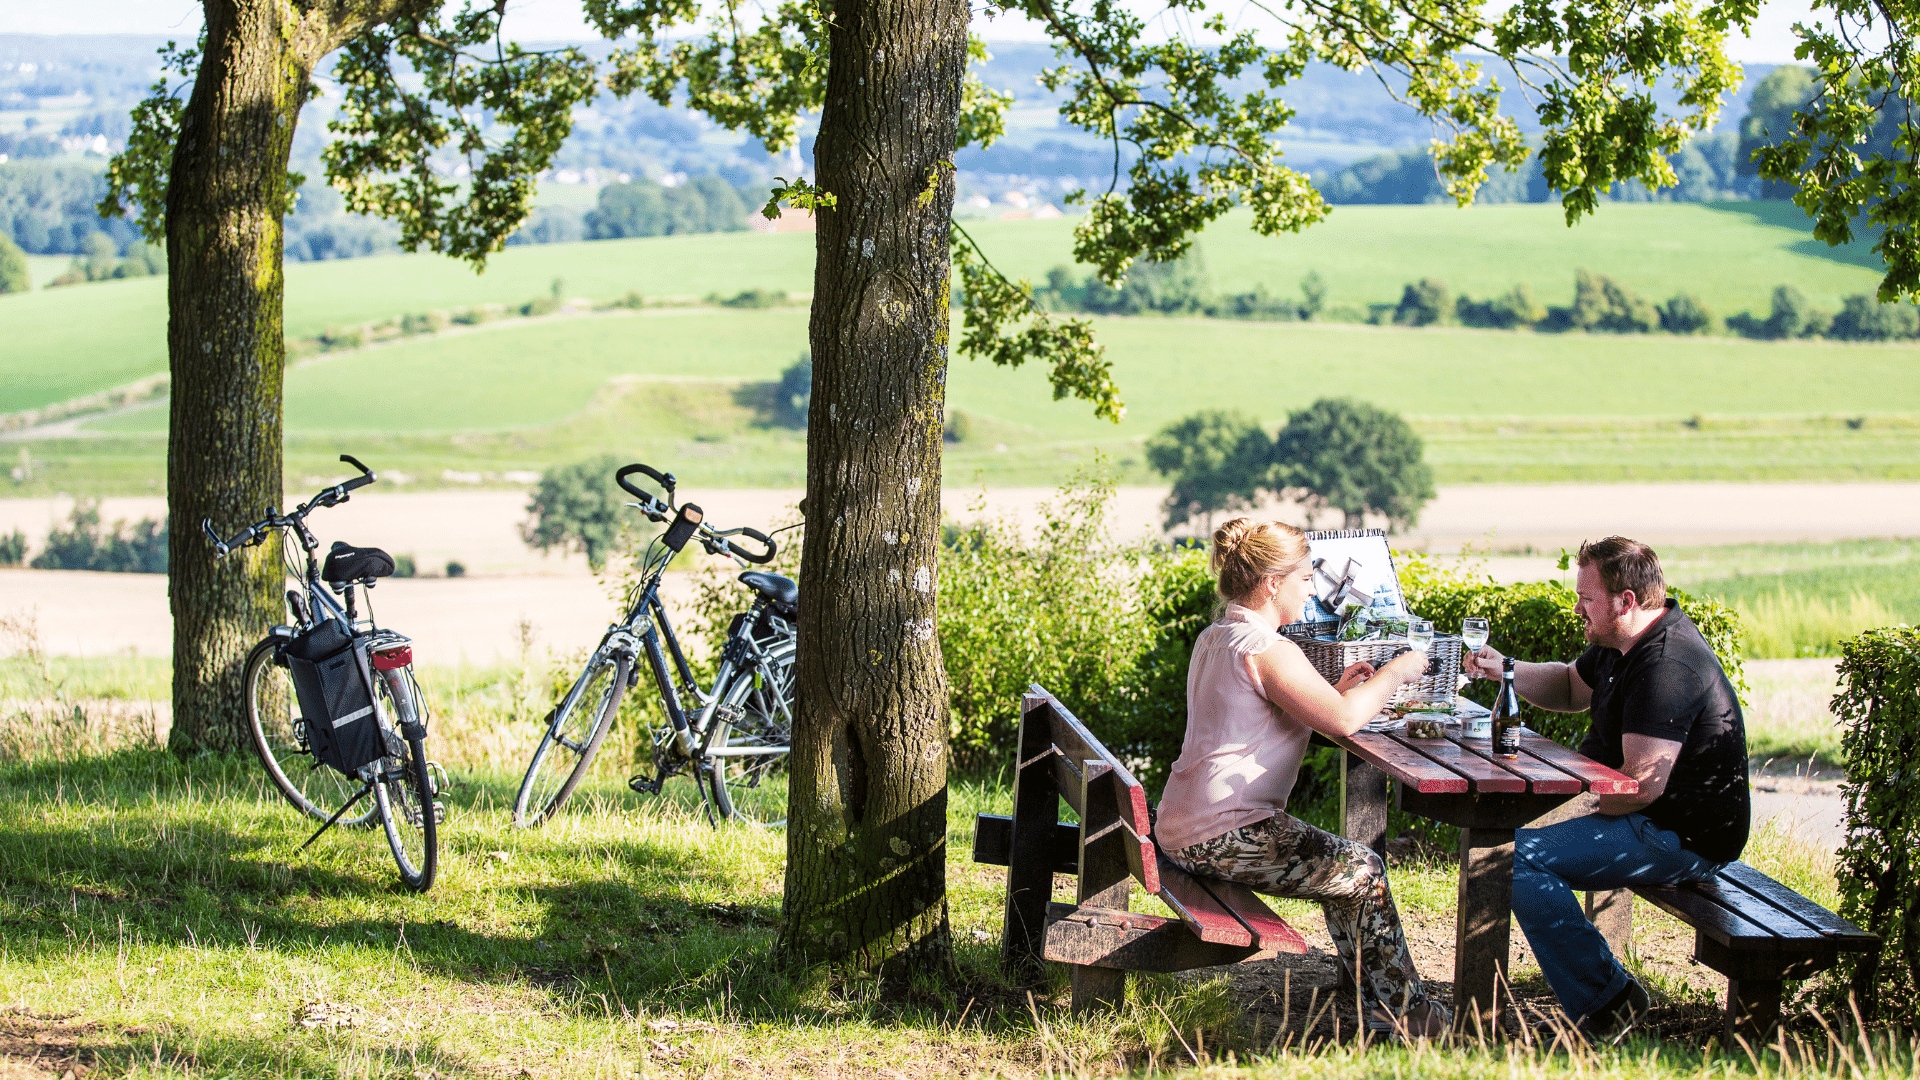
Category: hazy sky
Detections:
[{"x1": 7, "y1": 0, "x2": 1818, "y2": 64}]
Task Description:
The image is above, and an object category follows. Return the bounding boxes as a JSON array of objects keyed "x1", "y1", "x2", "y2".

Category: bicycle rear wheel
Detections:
[
  {"x1": 243, "y1": 637, "x2": 375, "y2": 826},
  {"x1": 513, "y1": 653, "x2": 628, "y2": 827},
  {"x1": 706, "y1": 635, "x2": 795, "y2": 825},
  {"x1": 374, "y1": 732, "x2": 439, "y2": 891}
]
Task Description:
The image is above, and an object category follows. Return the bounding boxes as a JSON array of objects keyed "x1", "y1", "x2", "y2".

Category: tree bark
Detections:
[
  {"x1": 165, "y1": 1, "x2": 418, "y2": 752},
  {"x1": 777, "y1": 0, "x2": 968, "y2": 979}
]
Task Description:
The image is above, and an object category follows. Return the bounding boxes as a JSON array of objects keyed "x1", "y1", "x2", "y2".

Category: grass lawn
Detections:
[
  {"x1": 3, "y1": 201, "x2": 1902, "y2": 418},
  {"x1": 0, "y1": 728, "x2": 1895, "y2": 1080}
]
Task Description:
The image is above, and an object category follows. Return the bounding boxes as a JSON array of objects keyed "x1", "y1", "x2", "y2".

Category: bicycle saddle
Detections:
[
  {"x1": 323, "y1": 541, "x2": 397, "y2": 582},
  {"x1": 738, "y1": 571, "x2": 798, "y2": 616}
]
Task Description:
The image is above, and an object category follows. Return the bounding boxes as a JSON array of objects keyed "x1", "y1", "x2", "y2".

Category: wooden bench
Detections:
[
  {"x1": 1586, "y1": 864, "x2": 1877, "y2": 1041},
  {"x1": 972, "y1": 686, "x2": 1309, "y2": 1013}
]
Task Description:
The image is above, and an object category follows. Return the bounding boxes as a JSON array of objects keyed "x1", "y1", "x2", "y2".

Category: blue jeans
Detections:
[{"x1": 1511, "y1": 813, "x2": 1720, "y2": 1022}]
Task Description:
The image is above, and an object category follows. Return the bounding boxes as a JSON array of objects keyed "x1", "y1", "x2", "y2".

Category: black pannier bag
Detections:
[{"x1": 284, "y1": 618, "x2": 386, "y2": 774}]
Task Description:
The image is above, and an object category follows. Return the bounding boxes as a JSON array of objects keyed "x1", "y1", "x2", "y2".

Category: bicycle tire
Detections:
[
  {"x1": 243, "y1": 637, "x2": 376, "y2": 827},
  {"x1": 374, "y1": 722, "x2": 439, "y2": 892},
  {"x1": 706, "y1": 634, "x2": 796, "y2": 825},
  {"x1": 512, "y1": 653, "x2": 628, "y2": 827}
]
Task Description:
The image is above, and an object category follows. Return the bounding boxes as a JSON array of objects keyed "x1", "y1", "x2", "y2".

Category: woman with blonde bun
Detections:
[{"x1": 1156, "y1": 517, "x2": 1448, "y2": 1038}]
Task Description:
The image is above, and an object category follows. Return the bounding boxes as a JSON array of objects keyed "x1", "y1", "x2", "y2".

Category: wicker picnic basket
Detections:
[{"x1": 1281, "y1": 528, "x2": 1462, "y2": 705}]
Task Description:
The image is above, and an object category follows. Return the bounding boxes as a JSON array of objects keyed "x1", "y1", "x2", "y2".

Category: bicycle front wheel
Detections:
[
  {"x1": 706, "y1": 636, "x2": 795, "y2": 825},
  {"x1": 243, "y1": 637, "x2": 375, "y2": 827},
  {"x1": 513, "y1": 653, "x2": 628, "y2": 827}
]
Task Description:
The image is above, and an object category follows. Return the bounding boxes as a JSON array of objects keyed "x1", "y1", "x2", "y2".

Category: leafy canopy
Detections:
[
  {"x1": 102, "y1": 4, "x2": 599, "y2": 269},
  {"x1": 1145, "y1": 410, "x2": 1272, "y2": 531}
]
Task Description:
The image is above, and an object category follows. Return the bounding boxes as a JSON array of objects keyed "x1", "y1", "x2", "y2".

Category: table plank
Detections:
[
  {"x1": 1339, "y1": 731, "x2": 1469, "y2": 793},
  {"x1": 1515, "y1": 735, "x2": 1639, "y2": 794},
  {"x1": 1447, "y1": 736, "x2": 1585, "y2": 794},
  {"x1": 1388, "y1": 732, "x2": 1528, "y2": 793}
]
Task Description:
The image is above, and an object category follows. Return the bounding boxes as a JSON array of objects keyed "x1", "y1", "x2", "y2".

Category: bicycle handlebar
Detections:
[
  {"x1": 203, "y1": 455, "x2": 380, "y2": 558},
  {"x1": 614, "y1": 462, "x2": 778, "y2": 564}
]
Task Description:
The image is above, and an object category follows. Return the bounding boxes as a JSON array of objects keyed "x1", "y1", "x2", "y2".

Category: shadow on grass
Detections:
[
  {"x1": 0, "y1": 748, "x2": 1044, "y2": 1040},
  {"x1": 1700, "y1": 201, "x2": 1887, "y2": 276}
]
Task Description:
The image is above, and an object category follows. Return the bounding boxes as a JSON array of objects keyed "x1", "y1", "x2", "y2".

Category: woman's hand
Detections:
[
  {"x1": 1381, "y1": 648, "x2": 1431, "y2": 685},
  {"x1": 1334, "y1": 661, "x2": 1376, "y2": 692}
]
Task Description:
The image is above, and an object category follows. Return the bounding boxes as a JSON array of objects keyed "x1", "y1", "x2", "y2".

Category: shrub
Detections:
[
  {"x1": 1299, "y1": 270, "x2": 1327, "y2": 320},
  {"x1": 521, "y1": 455, "x2": 630, "y2": 571},
  {"x1": 940, "y1": 472, "x2": 1161, "y2": 770},
  {"x1": 1456, "y1": 284, "x2": 1545, "y2": 329},
  {"x1": 774, "y1": 353, "x2": 811, "y2": 427},
  {"x1": 392, "y1": 553, "x2": 418, "y2": 578},
  {"x1": 943, "y1": 409, "x2": 974, "y2": 444},
  {"x1": 27, "y1": 502, "x2": 168, "y2": 573},
  {"x1": 0, "y1": 528, "x2": 25, "y2": 566},
  {"x1": 0, "y1": 232, "x2": 31, "y2": 294},
  {"x1": 445, "y1": 560, "x2": 467, "y2": 578},
  {"x1": 1765, "y1": 285, "x2": 1827, "y2": 339},
  {"x1": 1827, "y1": 294, "x2": 1920, "y2": 341},
  {"x1": 1658, "y1": 292, "x2": 1715, "y2": 334},
  {"x1": 1271, "y1": 398, "x2": 1435, "y2": 531},
  {"x1": 1392, "y1": 278, "x2": 1449, "y2": 326},
  {"x1": 519, "y1": 296, "x2": 562, "y2": 317},
  {"x1": 400, "y1": 311, "x2": 448, "y2": 335},
  {"x1": 1209, "y1": 284, "x2": 1299, "y2": 321},
  {"x1": 716, "y1": 288, "x2": 788, "y2": 309},
  {"x1": 1145, "y1": 410, "x2": 1271, "y2": 531},
  {"x1": 1571, "y1": 268, "x2": 1657, "y2": 333},
  {"x1": 1827, "y1": 626, "x2": 1920, "y2": 1026},
  {"x1": 318, "y1": 326, "x2": 365, "y2": 352}
]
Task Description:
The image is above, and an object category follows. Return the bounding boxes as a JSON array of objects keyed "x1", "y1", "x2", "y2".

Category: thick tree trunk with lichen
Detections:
[
  {"x1": 164, "y1": 2, "x2": 316, "y2": 753},
  {"x1": 776, "y1": 0, "x2": 968, "y2": 978}
]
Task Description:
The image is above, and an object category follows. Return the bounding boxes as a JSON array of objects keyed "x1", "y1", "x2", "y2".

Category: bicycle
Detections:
[
  {"x1": 512, "y1": 463, "x2": 797, "y2": 828},
  {"x1": 204, "y1": 455, "x2": 442, "y2": 891}
]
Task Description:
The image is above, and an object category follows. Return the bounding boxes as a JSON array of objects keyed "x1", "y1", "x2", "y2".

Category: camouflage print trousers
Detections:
[{"x1": 1167, "y1": 813, "x2": 1430, "y2": 1017}]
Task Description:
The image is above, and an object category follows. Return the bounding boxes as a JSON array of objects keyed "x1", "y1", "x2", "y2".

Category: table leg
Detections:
[
  {"x1": 1341, "y1": 751, "x2": 1390, "y2": 858},
  {"x1": 1453, "y1": 826, "x2": 1516, "y2": 1036}
]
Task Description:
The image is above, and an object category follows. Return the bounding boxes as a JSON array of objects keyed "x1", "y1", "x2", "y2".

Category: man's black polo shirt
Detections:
[{"x1": 1573, "y1": 599, "x2": 1750, "y2": 863}]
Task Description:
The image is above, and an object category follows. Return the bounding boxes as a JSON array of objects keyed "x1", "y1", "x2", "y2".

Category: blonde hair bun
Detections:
[{"x1": 1209, "y1": 518, "x2": 1308, "y2": 610}]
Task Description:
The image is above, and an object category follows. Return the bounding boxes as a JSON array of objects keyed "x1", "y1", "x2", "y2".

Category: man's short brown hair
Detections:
[{"x1": 1577, "y1": 536, "x2": 1667, "y2": 609}]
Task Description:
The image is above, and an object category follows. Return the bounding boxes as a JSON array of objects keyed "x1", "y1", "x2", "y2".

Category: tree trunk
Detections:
[
  {"x1": 165, "y1": 2, "x2": 318, "y2": 753},
  {"x1": 777, "y1": 0, "x2": 968, "y2": 979}
]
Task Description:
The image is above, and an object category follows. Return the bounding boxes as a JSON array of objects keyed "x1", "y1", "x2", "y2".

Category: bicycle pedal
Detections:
[
  {"x1": 431, "y1": 799, "x2": 447, "y2": 825},
  {"x1": 627, "y1": 774, "x2": 663, "y2": 796}
]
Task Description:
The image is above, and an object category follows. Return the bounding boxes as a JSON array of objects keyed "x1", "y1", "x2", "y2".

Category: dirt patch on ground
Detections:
[
  {"x1": 1209, "y1": 881, "x2": 1740, "y2": 1050},
  {"x1": 0, "y1": 1008, "x2": 99, "y2": 1079}
]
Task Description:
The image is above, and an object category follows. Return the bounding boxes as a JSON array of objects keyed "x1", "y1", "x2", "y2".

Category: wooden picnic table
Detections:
[{"x1": 1321, "y1": 705, "x2": 1638, "y2": 1033}]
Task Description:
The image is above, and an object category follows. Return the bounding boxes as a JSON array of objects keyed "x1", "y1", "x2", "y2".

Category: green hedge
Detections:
[{"x1": 1828, "y1": 625, "x2": 1920, "y2": 1027}]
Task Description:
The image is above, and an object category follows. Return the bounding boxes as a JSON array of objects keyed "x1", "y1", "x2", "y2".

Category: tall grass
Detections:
[{"x1": 1736, "y1": 587, "x2": 1900, "y2": 659}]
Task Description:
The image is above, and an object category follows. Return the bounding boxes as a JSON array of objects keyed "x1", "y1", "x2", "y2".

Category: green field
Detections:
[{"x1": 3, "y1": 201, "x2": 1900, "y2": 418}]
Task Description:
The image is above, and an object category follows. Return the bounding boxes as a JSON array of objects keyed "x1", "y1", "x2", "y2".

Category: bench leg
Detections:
[
  {"x1": 1454, "y1": 826, "x2": 1516, "y2": 1036},
  {"x1": 1071, "y1": 966, "x2": 1127, "y2": 1014},
  {"x1": 1341, "y1": 752, "x2": 1391, "y2": 858},
  {"x1": 1727, "y1": 979, "x2": 1783, "y2": 1044},
  {"x1": 1584, "y1": 889, "x2": 1634, "y2": 953}
]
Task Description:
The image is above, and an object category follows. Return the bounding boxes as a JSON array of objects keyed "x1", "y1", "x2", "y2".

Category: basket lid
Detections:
[{"x1": 1282, "y1": 528, "x2": 1409, "y2": 633}]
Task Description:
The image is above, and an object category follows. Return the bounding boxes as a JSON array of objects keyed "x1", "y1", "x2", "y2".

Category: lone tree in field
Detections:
[
  {"x1": 1271, "y1": 398, "x2": 1434, "y2": 531},
  {"x1": 1146, "y1": 410, "x2": 1272, "y2": 533},
  {"x1": 104, "y1": 3, "x2": 597, "y2": 754}
]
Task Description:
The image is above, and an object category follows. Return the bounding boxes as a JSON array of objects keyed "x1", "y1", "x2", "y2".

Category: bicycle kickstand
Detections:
[{"x1": 296, "y1": 782, "x2": 375, "y2": 854}]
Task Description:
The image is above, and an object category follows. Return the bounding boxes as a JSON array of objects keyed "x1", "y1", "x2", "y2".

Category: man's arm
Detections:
[
  {"x1": 1464, "y1": 648, "x2": 1593, "y2": 712},
  {"x1": 1595, "y1": 733, "x2": 1682, "y2": 815}
]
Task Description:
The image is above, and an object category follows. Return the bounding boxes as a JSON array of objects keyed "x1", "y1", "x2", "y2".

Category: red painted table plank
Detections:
[
  {"x1": 1386, "y1": 732, "x2": 1528, "y2": 793},
  {"x1": 1338, "y1": 731, "x2": 1470, "y2": 792},
  {"x1": 1447, "y1": 735, "x2": 1585, "y2": 794},
  {"x1": 1517, "y1": 735, "x2": 1638, "y2": 794}
]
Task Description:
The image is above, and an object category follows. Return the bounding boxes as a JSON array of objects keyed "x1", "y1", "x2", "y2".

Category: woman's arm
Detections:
[{"x1": 1250, "y1": 638, "x2": 1429, "y2": 738}]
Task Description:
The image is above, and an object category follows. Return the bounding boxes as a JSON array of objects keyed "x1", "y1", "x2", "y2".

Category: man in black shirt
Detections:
[{"x1": 1464, "y1": 536, "x2": 1748, "y2": 1039}]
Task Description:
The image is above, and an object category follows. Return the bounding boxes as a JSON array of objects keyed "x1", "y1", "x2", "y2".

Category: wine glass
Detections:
[
  {"x1": 1462, "y1": 617, "x2": 1490, "y2": 668},
  {"x1": 1407, "y1": 618, "x2": 1434, "y2": 653}
]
